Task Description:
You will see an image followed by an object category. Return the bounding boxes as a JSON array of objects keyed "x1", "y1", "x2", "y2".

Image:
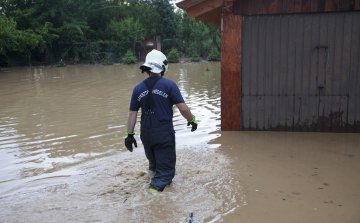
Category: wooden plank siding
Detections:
[
  {"x1": 176, "y1": 0, "x2": 360, "y2": 132},
  {"x1": 233, "y1": 0, "x2": 359, "y2": 15},
  {"x1": 186, "y1": 0, "x2": 223, "y2": 19},
  {"x1": 241, "y1": 12, "x2": 360, "y2": 132},
  {"x1": 177, "y1": 0, "x2": 360, "y2": 27},
  {"x1": 194, "y1": 6, "x2": 222, "y2": 27}
]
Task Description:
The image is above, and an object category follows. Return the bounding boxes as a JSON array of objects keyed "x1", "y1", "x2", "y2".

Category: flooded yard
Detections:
[{"x1": 0, "y1": 62, "x2": 359, "y2": 222}]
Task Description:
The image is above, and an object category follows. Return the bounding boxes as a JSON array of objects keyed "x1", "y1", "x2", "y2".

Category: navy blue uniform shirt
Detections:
[{"x1": 129, "y1": 76, "x2": 185, "y2": 122}]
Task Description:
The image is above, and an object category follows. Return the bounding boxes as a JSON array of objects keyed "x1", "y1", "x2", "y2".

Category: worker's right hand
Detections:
[
  {"x1": 187, "y1": 115, "x2": 198, "y2": 132},
  {"x1": 125, "y1": 132, "x2": 137, "y2": 152}
]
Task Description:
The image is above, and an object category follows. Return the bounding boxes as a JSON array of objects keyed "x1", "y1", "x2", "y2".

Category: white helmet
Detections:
[{"x1": 140, "y1": 49, "x2": 168, "y2": 75}]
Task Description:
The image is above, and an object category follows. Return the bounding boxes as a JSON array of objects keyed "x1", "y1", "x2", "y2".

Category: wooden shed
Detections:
[
  {"x1": 176, "y1": 0, "x2": 360, "y2": 133},
  {"x1": 139, "y1": 35, "x2": 161, "y2": 60}
]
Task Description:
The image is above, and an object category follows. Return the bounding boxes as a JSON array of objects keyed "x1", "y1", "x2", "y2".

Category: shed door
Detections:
[{"x1": 241, "y1": 12, "x2": 360, "y2": 133}]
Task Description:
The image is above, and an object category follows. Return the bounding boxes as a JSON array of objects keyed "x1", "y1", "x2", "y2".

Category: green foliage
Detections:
[
  {"x1": 177, "y1": 11, "x2": 217, "y2": 57},
  {"x1": 206, "y1": 66, "x2": 210, "y2": 71},
  {"x1": 0, "y1": 1, "x2": 220, "y2": 63},
  {"x1": 191, "y1": 53, "x2": 201, "y2": 62},
  {"x1": 121, "y1": 50, "x2": 137, "y2": 64},
  {"x1": 57, "y1": 59, "x2": 66, "y2": 67},
  {"x1": 0, "y1": 15, "x2": 20, "y2": 55},
  {"x1": 207, "y1": 47, "x2": 221, "y2": 61},
  {"x1": 152, "y1": 0, "x2": 178, "y2": 39},
  {"x1": 105, "y1": 17, "x2": 145, "y2": 43},
  {"x1": 101, "y1": 57, "x2": 113, "y2": 65},
  {"x1": 167, "y1": 48, "x2": 180, "y2": 63},
  {"x1": 179, "y1": 12, "x2": 210, "y2": 40},
  {"x1": 74, "y1": 56, "x2": 80, "y2": 65},
  {"x1": 0, "y1": 15, "x2": 46, "y2": 55}
]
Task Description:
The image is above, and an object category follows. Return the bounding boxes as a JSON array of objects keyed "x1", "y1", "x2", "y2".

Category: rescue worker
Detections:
[{"x1": 125, "y1": 49, "x2": 197, "y2": 192}]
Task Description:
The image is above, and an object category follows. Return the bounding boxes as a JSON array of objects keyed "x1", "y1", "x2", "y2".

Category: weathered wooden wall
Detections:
[
  {"x1": 233, "y1": 0, "x2": 360, "y2": 15},
  {"x1": 241, "y1": 11, "x2": 360, "y2": 133},
  {"x1": 221, "y1": 13, "x2": 242, "y2": 131}
]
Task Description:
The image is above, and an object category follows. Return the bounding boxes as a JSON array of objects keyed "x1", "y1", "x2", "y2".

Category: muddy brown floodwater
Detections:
[{"x1": 0, "y1": 62, "x2": 359, "y2": 223}]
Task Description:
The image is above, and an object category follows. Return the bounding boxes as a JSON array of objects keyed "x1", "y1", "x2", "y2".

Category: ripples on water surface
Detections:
[
  {"x1": 0, "y1": 62, "x2": 242, "y2": 222},
  {"x1": 1, "y1": 63, "x2": 360, "y2": 223}
]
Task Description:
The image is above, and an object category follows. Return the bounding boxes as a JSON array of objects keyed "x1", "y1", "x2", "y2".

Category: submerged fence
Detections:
[{"x1": 1, "y1": 35, "x2": 221, "y2": 67}]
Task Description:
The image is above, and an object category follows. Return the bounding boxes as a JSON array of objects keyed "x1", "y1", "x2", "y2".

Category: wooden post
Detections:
[
  {"x1": 88, "y1": 39, "x2": 94, "y2": 64},
  {"x1": 221, "y1": 13, "x2": 242, "y2": 131}
]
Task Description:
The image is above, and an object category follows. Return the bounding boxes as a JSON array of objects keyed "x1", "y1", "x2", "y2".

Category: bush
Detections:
[
  {"x1": 74, "y1": 56, "x2": 79, "y2": 65},
  {"x1": 57, "y1": 59, "x2": 67, "y2": 67},
  {"x1": 191, "y1": 53, "x2": 201, "y2": 62},
  {"x1": 101, "y1": 56, "x2": 114, "y2": 65},
  {"x1": 207, "y1": 47, "x2": 221, "y2": 61},
  {"x1": 121, "y1": 50, "x2": 137, "y2": 64},
  {"x1": 167, "y1": 48, "x2": 180, "y2": 63}
]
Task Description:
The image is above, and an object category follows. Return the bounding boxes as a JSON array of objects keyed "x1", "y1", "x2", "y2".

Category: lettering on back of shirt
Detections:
[
  {"x1": 137, "y1": 90, "x2": 149, "y2": 102},
  {"x1": 137, "y1": 89, "x2": 168, "y2": 102},
  {"x1": 153, "y1": 89, "x2": 168, "y2": 99}
]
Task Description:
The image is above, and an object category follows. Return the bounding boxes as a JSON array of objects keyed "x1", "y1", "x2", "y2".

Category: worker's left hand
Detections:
[
  {"x1": 125, "y1": 132, "x2": 137, "y2": 152},
  {"x1": 187, "y1": 115, "x2": 198, "y2": 132}
]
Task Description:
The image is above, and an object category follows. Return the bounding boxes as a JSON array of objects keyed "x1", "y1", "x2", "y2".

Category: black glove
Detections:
[
  {"x1": 125, "y1": 132, "x2": 137, "y2": 152},
  {"x1": 187, "y1": 115, "x2": 198, "y2": 132}
]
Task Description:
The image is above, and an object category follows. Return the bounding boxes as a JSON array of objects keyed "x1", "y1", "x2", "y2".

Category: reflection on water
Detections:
[
  {"x1": 0, "y1": 63, "x2": 220, "y2": 194},
  {"x1": 0, "y1": 63, "x2": 359, "y2": 223},
  {"x1": 0, "y1": 63, "x2": 229, "y2": 222}
]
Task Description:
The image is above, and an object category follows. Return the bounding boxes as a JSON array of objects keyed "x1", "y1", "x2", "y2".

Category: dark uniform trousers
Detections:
[
  {"x1": 140, "y1": 121, "x2": 176, "y2": 191},
  {"x1": 140, "y1": 77, "x2": 176, "y2": 192}
]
